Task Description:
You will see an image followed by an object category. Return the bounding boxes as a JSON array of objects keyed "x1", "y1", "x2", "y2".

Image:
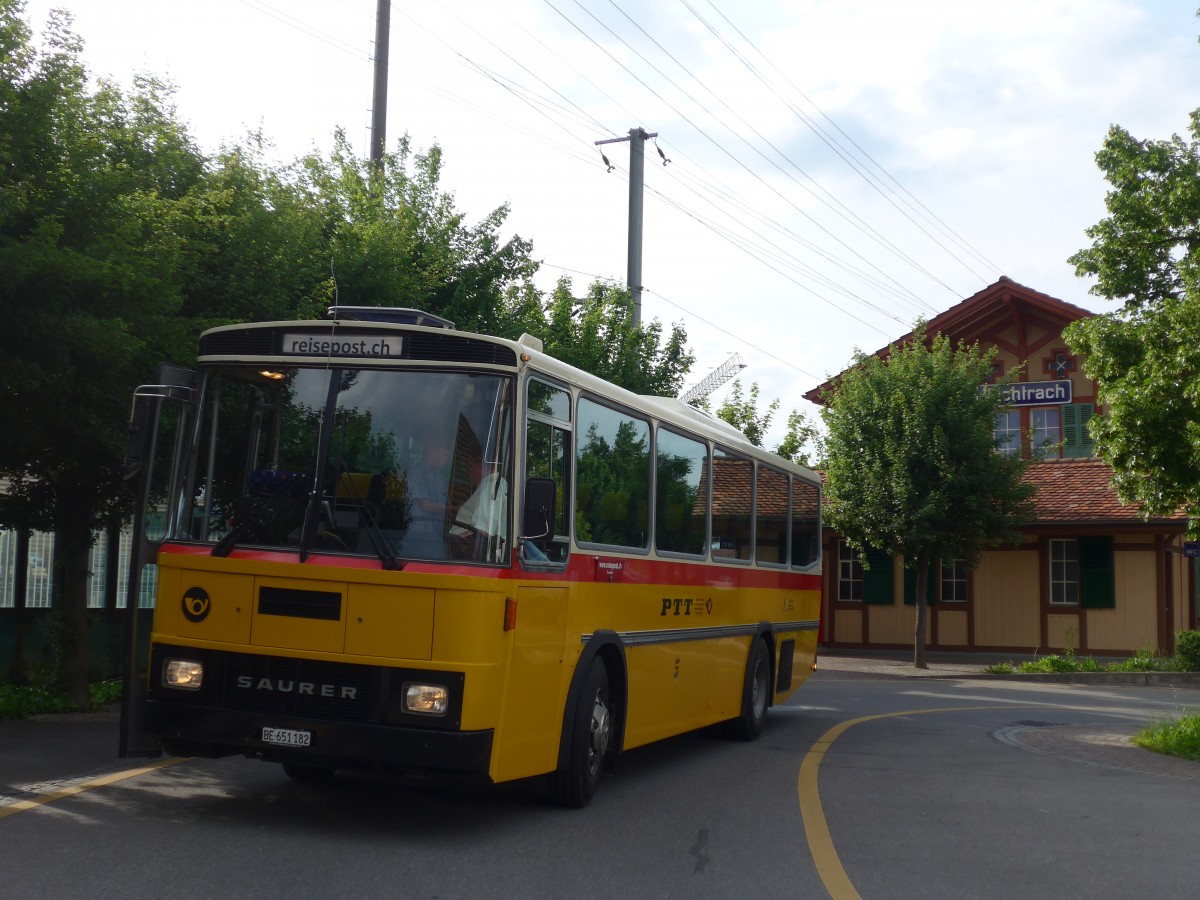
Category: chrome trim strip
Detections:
[{"x1": 581, "y1": 620, "x2": 819, "y2": 647}]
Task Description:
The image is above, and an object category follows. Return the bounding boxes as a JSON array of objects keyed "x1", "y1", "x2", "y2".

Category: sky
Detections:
[{"x1": 17, "y1": 0, "x2": 1200, "y2": 447}]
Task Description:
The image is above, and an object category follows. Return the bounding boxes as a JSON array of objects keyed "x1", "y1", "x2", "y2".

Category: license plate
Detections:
[{"x1": 262, "y1": 726, "x2": 312, "y2": 748}]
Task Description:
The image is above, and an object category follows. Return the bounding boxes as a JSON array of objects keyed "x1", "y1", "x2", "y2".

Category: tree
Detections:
[
  {"x1": 0, "y1": 3, "x2": 211, "y2": 706},
  {"x1": 288, "y1": 130, "x2": 541, "y2": 334},
  {"x1": 713, "y1": 380, "x2": 819, "y2": 466},
  {"x1": 538, "y1": 277, "x2": 694, "y2": 396},
  {"x1": 820, "y1": 329, "x2": 1035, "y2": 668},
  {"x1": 1063, "y1": 109, "x2": 1200, "y2": 535}
]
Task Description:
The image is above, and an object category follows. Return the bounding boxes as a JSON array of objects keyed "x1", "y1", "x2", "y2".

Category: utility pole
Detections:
[
  {"x1": 596, "y1": 127, "x2": 657, "y2": 327},
  {"x1": 370, "y1": 0, "x2": 391, "y2": 167}
]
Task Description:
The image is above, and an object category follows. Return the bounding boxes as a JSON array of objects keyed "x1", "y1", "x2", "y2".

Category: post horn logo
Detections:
[{"x1": 182, "y1": 587, "x2": 211, "y2": 623}]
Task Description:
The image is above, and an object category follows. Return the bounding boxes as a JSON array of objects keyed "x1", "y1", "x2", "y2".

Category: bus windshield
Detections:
[{"x1": 183, "y1": 366, "x2": 513, "y2": 565}]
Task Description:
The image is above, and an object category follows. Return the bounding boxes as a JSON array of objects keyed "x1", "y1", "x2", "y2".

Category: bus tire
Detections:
[
  {"x1": 281, "y1": 762, "x2": 335, "y2": 784},
  {"x1": 725, "y1": 638, "x2": 770, "y2": 742},
  {"x1": 554, "y1": 657, "x2": 612, "y2": 808}
]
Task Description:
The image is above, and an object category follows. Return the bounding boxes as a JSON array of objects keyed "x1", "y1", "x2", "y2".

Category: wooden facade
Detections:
[{"x1": 806, "y1": 277, "x2": 1193, "y2": 656}]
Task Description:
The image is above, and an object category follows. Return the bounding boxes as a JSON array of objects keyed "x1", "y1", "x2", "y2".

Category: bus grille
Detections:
[{"x1": 217, "y1": 652, "x2": 379, "y2": 723}]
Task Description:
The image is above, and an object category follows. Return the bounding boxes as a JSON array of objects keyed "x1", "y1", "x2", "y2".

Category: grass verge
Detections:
[{"x1": 1134, "y1": 716, "x2": 1200, "y2": 762}]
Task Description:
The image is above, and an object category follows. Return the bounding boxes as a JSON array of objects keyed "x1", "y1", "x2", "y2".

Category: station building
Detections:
[{"x1": 805, "y1": 277, "x2": 1193, "y2": 657}]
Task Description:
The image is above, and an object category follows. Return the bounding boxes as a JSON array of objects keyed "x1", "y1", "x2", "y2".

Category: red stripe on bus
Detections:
[{"x1": 158, "y1": 543, "x2": 822, "y2": 590}]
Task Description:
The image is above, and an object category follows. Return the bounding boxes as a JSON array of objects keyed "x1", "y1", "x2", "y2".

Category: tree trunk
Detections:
[
  {"x1": 54, "y1": 520, "x2": 96, "y2": 710},
  {"x1": 913, "y1": 551, "x2": 929, "y2": 669}
]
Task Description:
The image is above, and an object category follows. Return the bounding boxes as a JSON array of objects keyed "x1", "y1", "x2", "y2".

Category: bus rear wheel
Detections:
[
  {"x1": 725, "y1": 638, "x2": 770, "y2": 741},
  {"x1": 553, "y1": 658, "x2": 612, "y2": 808}
]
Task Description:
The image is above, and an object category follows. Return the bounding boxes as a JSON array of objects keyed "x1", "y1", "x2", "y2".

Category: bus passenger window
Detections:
[
  {"x1": 655, "y1": 429, "x2": 707, "y2": 556},
  {"x1": 576, "y1": 398, "x2": 650, "y2": 550},
  {"x1": 791, "y1": 477, "x2": 821, "y2": 569},
  {"x1": 710, "y1": 449, "x2": 752, "y2": 561},
  {"x1": 755, "y1": 465, "x2": 789, "y2": 566}
]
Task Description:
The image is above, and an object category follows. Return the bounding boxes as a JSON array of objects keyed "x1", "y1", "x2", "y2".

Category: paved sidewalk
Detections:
[{"x1": 1, "y1": 706, "x2": 127, "y2": 796}]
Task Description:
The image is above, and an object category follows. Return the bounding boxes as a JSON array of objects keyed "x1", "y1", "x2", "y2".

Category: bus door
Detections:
[
  {"x1": 120, "y1": 363, "x2": 198, "y2": 757},
  {"x1": 492, "y1": 377, "x2": 573, "y2": 782}
]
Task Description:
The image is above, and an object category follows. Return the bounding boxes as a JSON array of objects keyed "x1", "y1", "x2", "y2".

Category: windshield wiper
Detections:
[
  {"x1": 321, "y1": 460, "x2": 402, "y2": 570},
  {"x1": 212, "y1": 474, "x2": 306, "y2": 557}
]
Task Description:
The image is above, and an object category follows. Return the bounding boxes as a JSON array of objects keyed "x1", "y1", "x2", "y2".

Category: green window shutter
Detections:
[
  {"x1": 1063, "y1": 403, "x2": 1095, "y2": 458},
  {"x1": 863, "y1": 548, "x2": 894, "y2": 605},
  {"x1": 903, "y1": 560, "x2": 936, "y2": 605},
  {"x1": 1079, "y1": 535, "x2": 1115, "y2": 608}
]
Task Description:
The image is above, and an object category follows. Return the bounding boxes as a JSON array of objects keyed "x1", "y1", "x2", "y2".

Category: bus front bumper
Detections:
[{"x1": 146, "y1": 699, "x2": 494, "y2": 776}]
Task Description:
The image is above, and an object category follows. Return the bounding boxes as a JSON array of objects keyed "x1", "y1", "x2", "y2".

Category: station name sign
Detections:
[{"x1": 997, "y1": 379, "x2": 1072, "y2": 407}]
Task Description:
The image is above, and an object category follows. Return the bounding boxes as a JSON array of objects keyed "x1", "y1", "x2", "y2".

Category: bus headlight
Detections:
[
  {"x1": 404, "y1": 683, "x2": 449, "y2": 715},
  {"x1": 163, "y1": 658, "x2": 204, "y2": 690}
]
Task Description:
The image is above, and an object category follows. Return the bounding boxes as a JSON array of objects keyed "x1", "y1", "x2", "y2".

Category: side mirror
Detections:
[{"x1": 521, "y1": 477, "x2": 557, "y2": 544}]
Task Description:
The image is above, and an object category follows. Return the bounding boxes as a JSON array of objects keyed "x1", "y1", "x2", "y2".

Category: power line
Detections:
[
  {"x1": 602, "y1": 0, "x2": 946, "y2": 310},
  {"x1": 547, "y1": 0, "x2": 943, "y2": 310},
  {"x1": 692, "y1": 0, "x2": 1004, "y2": 279}
]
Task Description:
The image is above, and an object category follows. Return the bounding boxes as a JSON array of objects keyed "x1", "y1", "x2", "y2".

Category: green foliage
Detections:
[
  {"x1": 821, "y1": 326, "x2": 1036, "y2": 666},
  {"x1": 0, "y1": 684, "x2": 75, "y2": 719},
  {"x1": 1016, "y1": 647, "x2": 1103, "y2": 673},
  {"x1": 0, "y1": 678, "x2": 121, "y2": 720},
  {"x1": 821, "y1": 326, "x2": 1036, "y2": 568},
  {"x1": 984, "y1": 661, "x2": 1016, "y2": 674},
  {"x1": 1063, "y1": 109, "x2": 1200, "y2": 535},
  {"x1": 998, "y1": 642, "x2": 1200, "y2": 674},
  {"x1": 538, "y1": 277, "x2": 694, "y2": 396},
  {"x1": 289, "y1": 130, "x2": 541, "y2": 335},
  {"x1": 1176, "y1": 630, "x2": 1200, "y2": 671},
  {"x1": 714, "y1": 381, "x2": 819, "y2": 465},
  {"x1": 1134, "y1": 715, "x2": 1200, "y2": 761},
  {"x1": 90, "y1": 678, "x2": 123, "y2": 706}
]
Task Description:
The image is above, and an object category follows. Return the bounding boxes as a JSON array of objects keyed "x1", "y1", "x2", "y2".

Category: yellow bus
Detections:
[{"x1": 120, "y1": 307, "x2": 821, "y2": 806}]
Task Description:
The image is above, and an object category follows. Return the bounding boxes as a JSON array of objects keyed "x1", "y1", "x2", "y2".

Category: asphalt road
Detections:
[{"x1": 3, "y1": 670, "x2": 1198, "y2": 899}]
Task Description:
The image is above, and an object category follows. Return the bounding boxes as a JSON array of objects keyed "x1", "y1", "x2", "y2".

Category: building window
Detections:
[
  {"x1": 839, "y1": 541, "x2": 863, "y2": 601},
  {"x1": 1031, "y1": 407, "x2": 1061, "y2": 458},
  {"x1": 994, "y1": 410, "x2": 1021, "y2": 457},
  {"x1": 1049, "y1": 539, "x2": 1079, "y2": 605},
  {"x1": 940, "y1": 558, "x2": 968, "y2": 602}
]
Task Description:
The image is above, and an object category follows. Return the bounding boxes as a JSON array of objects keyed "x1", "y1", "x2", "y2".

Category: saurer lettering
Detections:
[{"x1": 236, "y1": 675, "x2": 358, "y2": 700}]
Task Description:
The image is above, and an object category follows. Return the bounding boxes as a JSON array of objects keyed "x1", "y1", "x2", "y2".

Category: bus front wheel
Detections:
[
  {"x1": 554, "y1": 657, "x2": 612, "y2": 808},
  {"x1": 725, "y1": 638, "x2": 770, "y2": 741}
]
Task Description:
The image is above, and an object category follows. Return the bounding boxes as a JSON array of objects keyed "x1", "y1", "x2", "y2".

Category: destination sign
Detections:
[
  {"x1": 998, "y1": 379, "x2": 1072, "y2": 407},
  {"x1": 281, "y1": 333, "x2": 403, "y2": 358}
]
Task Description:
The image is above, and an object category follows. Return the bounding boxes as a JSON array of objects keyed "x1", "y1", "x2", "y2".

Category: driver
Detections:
[{"x1": 450, "y1": 454, "x2": 507, "y2": 560}]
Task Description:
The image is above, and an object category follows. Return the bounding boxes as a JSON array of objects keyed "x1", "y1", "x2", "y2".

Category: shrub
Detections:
[
  {"x1": 1105, "y1": 646, "x2": 1164, "y2": 672},
  {"x1": 1175, "y1": 630, "x2": 1200, "y2": 672},
  {"x1": 0, "y1": 679, "x2": 124, "y2": 720},
  {"x1": 0, "y1": 684, "x2": 75, "y2": 720}
]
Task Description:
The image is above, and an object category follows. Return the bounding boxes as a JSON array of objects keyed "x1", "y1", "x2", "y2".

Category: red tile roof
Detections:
[
  {"x1": 817, "y1": 458, "x2": 1186, "y2": 530},
  {"x1": 1022, "y1": 458, "x2": 1187, "y2": 527}
]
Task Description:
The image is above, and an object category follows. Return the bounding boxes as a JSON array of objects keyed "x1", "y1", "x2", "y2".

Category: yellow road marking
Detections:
[
  {"x1": 798, "y1": 705, "x2": 1029, "y2": 900},
  {"x1": 0, "y1": 757, "x2": 187, "y2": 820}
]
